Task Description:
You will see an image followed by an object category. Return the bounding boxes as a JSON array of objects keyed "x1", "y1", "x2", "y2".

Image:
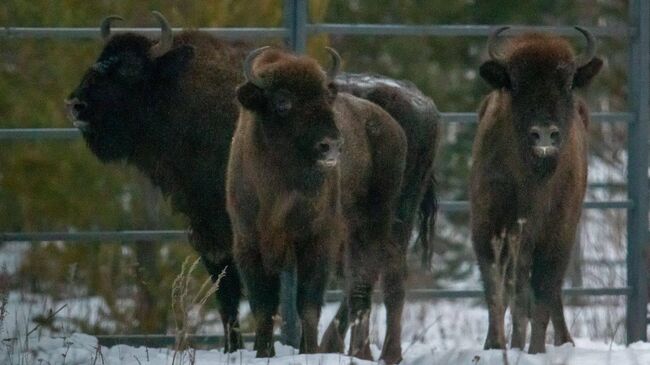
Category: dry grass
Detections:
[{"x1": 170, "y1": 256, "x2": 226, "y2": 364}]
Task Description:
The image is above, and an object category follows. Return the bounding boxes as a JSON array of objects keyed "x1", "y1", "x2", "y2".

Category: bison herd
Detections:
[{"x1": 64, "y1": 11, "x2": 601, "y2": 364}]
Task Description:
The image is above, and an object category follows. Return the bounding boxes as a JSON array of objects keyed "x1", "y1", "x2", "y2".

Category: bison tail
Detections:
[{"x1": 417, "y1": 176, "x2": 437, "y2": 271}]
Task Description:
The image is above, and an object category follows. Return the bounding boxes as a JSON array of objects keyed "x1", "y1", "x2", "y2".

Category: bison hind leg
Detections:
[
  {"x1": 320, "y1": 300, "x2": 348, "y2": 353},
  {"x1": 379, "y1": 263, "x2": 405, "y2": 365}
]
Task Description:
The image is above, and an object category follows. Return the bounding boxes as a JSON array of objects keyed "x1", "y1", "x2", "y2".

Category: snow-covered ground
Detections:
[
  {"x1": 3, "y1": 332, "x2": 650, "y2": 364},
  {"x1": 0, "y1": 289, "x2": 634, "y2": 364},
  {"x1": 0, "y1": 156, "x2": 639, "y2": 364}
]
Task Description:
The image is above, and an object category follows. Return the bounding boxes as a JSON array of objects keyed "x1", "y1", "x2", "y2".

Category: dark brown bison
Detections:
[
  {"x1": 226, "y1": 47, "x2": 407, "y2": 363},
  {"x1": 66, "y1": 12, "x2": 438, "y2": 358},
  {"x1": 65, "y1": 12, "x2": 250, "y2": 352},
  {"x1": 470, "y1": 27, "x2": 602, "y2": 353},
  {"x1": 320, "y1": 73, "x2": 440, "y2": 358}
]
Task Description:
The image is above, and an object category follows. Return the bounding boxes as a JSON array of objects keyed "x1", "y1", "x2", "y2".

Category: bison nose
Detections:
[
  {"x1": 64, "y1": 98, "x2": 88, "y2": 120},
  {"x1": 316, "y1": 137, "x2": 343, "y2": 168},
  {"x1": 530, "y1": 125, "x2": 560, "y2": 158}
]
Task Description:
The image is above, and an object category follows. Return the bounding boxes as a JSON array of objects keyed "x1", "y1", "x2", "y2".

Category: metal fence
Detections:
[{"x1": 1, "y1": 0, "x2": 648, "y2": 346}]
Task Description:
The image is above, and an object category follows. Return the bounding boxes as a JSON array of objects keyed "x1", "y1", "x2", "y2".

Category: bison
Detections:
[
  {"x1": 226, "y1": 47, "x2": 407, "y2": 363},
  {"x1": 470, "y1": 26, "x2": 602, "y2": 353},
  {"x1": 320, "y1": 73, "x2": 440, "y2": 359},
  {"x1": 65, "y1": 12, "x2": 250, "y2": 351},
  {"x1": 66, "y1": 12, "x2": 438, "y2": 359}
]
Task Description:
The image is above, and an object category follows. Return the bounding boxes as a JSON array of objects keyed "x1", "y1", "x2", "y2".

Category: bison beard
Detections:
[
  {"x1": 226, "y1": 48, "x2": 407, "y2": 364},
  {"x1": 470, "y1": 27, "x2": 602, "y2": 353}
]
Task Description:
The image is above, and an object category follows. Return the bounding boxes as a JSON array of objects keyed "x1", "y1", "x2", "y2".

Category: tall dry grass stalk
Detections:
[{"x1": 171, "y1": 256, "x2": 226, "y2": 364}]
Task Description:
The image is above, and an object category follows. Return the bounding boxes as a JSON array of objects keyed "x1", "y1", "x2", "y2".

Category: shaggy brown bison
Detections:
[
  {"x1": 66, "y1": 12, "x2": 438, "y2": 358},
  {"x1": 226, "y1": 47, "x2": 407, "y2": 363},
  {"x1": 470, "y1": 26, "x2": 602, "y2": 353},
  {"x1": 65, "y1": 12, "x2": 249, "y2": 351},
  {"x1": 320, "y1": 73, "x2": 440, "y2": 357}
]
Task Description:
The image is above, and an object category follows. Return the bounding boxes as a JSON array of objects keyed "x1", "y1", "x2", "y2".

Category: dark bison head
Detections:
[
  {"x1": 65, "y1": 11, "x2": 195, "y2": 162},
  {"x1": 236, "y1": 47, "x2": 343, "y2": 169},
  {"x1": 479, "y1": 27, "x2": 602, "y2": 177}
]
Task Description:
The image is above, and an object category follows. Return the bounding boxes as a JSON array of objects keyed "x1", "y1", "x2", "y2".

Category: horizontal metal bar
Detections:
[
  {"x1": 0, "y1": 128, "x2": 80, "y2": 140},
  {"x1": 439, "y1": 112, "x2": 633, "y2": 124},
  {"x1": 439, "y1": 200, "x2": 632, "y2": 212},
  {"x1": 2, "y1": 27, "x2": 286, "y2": 40},
  {"x1": 588, "y1": 182, "x2": 626, "y2": 189},
  {"x1": 323, "y1": 287, "x2": 630, "y2": 302},
  {"x1": 0, "y1": 200, "x2": 633, "y2": 242},
  {"x1": 96, "y1": 333, "x2": 263, "y2": 347},
  {"x1": 308, "y1": 24, "x2": 631, "y2": 38},
  {"x1": 0, "y1": 230, "x2": 187, "y2": 242},
  {"x1": 1, "y1": 24, "x2": 629, "y2": 40},
  {"x1": 0, "y1": 113, "x2": 632, "y2": 141}
]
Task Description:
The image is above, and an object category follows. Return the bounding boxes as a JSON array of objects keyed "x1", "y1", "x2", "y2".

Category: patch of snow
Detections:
[{"x1": 2, "y1": 334, "x2": 650, "y2": 365}]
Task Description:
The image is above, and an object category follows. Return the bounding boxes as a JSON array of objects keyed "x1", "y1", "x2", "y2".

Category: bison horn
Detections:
[
  {"x1": 243, "y1": 46, "x2": 270, "y2": 89},
  {"x1": 150, "y1": 11, "x2": 173, "y2": 57},
  {"x1": 100, "y1": 15, "x2": 123, "y2": 43},
  {"x1": 487, "y1": 26, "x2": 510, "y2": 61},
  {"x1": 574, "y1": 26, "x2": 597, "y2": 67},
  {"x1": 325, "y1": 47, "x2": 342, "y2": 81}
]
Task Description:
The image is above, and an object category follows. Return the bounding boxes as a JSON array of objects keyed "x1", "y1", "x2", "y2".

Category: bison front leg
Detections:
[
  {"x1": 529, "y1": 254, "x2": 566, "y2": 354},
  {"x1": 201, "y1": 256, "x2": 244, "y2": 352},
  {"x1": 551, "y1": 295, "x2": 573, "y2": 347},
  {"x1": 474, "y1": 231, "x2": 508, "y2": 350},
  {"x1": 296, "y1": 245, "x2": 329, "y2": 354},
  {"x1": 529, "y1": 245, "x2": 574, "y2": 353},
  {"x1": 510, "y1": 241, "x2": 533, "y2": 350},
  {"x1": 550, "y1": 240, "x2": 576, "y2": 347},
  {"x1": 236, "y1": 242, "x2": 280, "y2": 358},
  {"x1": 345, "y1": 240, "x2": 379, "y2": 361}
]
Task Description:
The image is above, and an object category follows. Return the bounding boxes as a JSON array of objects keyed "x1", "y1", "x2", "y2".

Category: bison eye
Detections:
[
  {"x1": 116, "y1": 59, "x2": 144, "y2": 83},
  {"x1": 272, "y1": 92, "x2": 292, "y2": 116}
]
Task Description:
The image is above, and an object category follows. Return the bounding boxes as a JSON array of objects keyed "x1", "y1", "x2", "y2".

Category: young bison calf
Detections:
[
  {"x1": 226, "y1": 48, "x2": 406, "y2": 361},
  {"x1": 471, "y1": 27, "x2": 602, "y2": 353}
]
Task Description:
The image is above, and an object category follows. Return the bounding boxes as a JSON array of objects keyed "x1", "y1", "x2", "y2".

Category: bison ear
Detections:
[
  {"x1": 479, "y1": 60, "x2": 511, "y2": 90},
  {"x1": 237, "y1": 82, "x2": 266, "y2": 112},
  {"x1": 573, "y1": 57, "x2": 603, "y2": 89},
  {"x1": 154, "y1": 45, "x2": 195, "y2": 80}
]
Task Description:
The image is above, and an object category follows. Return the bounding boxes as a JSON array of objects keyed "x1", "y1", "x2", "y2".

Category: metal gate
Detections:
[{"x1": 1, "y1": 0, "x2": 647, "y2": 346}]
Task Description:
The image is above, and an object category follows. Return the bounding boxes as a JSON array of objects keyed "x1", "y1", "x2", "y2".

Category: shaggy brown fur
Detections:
[
  {"x1": 227, "y1": 49, "x2": 406, "y2": 363},
  {"x1": 471, "y1": 31, "x2": 602, "y2": 353},
  {"x1": 67, "y1": 16, "x2": 249, "y2": 351},
  {"x1": 320, "y1": 73, "x2": 440, "y2": 359}
]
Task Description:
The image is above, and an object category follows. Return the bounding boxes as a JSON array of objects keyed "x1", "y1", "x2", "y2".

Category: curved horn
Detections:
[
  {"x1": 325, "y1": 47, "x2": 342, "y2": 81},
  {"x1": 574, "y1": 26, "x2": 597, "y2": 67},
  {"x1": 487, "y1": 26, "x2": 510, "y2": 61},
  {"x1": 100, "y1": 15, "x2": 123, "y2": 43},
  {"x1": 151, "y1": 11, "x2": 173, "y2": 57},
  {"x1": 243, "y1": 46, "x2": 270, "y2": 89}
]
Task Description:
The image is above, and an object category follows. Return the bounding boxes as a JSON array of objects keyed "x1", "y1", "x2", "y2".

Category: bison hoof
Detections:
[
  {"x1": 350, "y1": 345, "x2": 373, "y2": 361},
  {"x1": 379, "y1": 352, "x2": 403, "y2": 365},
  {"x1": 483, "y1": 338, "x2": 506, "y2": 350}
]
